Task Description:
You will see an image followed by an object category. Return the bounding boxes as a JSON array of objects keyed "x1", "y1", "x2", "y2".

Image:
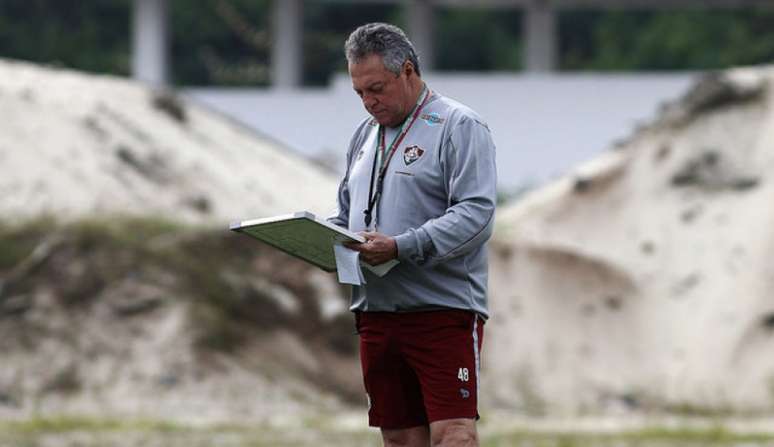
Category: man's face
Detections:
[{"x1": 349, "y1": 54, "x2": 413, "y2": 128}]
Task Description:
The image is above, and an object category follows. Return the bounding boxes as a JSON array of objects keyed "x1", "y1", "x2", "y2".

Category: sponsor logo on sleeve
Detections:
[{"x1": 421, "y1": 112, "x2": 445, "y2": 126}]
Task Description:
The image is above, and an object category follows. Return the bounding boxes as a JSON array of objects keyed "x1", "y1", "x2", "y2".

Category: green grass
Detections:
[
  {"x1": 0, "y1": 416, "x2": 382, "y2": 447},
  {"x1": 0, "y1": 416, "x2": 187, "y2": 434},
  {"x1": 483, "y1": 426, "x2": 774, "y2": 447},
  {"x1": 4, "y1": 417, "x2": 774, "y2": 447},
  {"x1": 0, "y1": 218, "x2": 51, "y2": 270}
]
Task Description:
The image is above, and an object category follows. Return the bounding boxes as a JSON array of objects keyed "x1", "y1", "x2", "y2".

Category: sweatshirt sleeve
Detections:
[
  {"x1": 326, "y1": 120, "x2": 369, "y2": 228},
  {"x1": 327, "y1": 174, "x2": 350, "y2": 228},
  {"x1": 394, "y1": 115, "x2": 497, "y2": 266}
]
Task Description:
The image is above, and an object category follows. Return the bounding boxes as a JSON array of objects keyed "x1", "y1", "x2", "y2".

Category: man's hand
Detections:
[{"x1": 344, "y1": 232, "x2": 398, "y2": 265}]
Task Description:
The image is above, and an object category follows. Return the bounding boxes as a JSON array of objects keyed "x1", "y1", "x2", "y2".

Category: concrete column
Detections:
[
  {"x1": 406, "y1": 0, "x2": 435, "y2": 72},
  {"x1": 132, "y1": 0, "x2": 169, "y2": 86},
  {"x1": 271, "y1": 0, "x2": 303, "y2": 88},
  {"x1": 523, "y1": 0, "x2": 557, "y2": 72}
]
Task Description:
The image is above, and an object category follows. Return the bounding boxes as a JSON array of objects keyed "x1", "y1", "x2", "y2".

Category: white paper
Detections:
[
  {"x1": 361, "y1": 259, "x2": 399, "y2": 277},
  {"x1": 334, "y1": 244, "x2": 365, "y2": 285}
]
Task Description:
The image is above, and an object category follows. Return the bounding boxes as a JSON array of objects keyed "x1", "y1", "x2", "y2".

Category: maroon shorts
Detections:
[{"x1": 355, "y1": 309, "x2": 484, "y2": 429}]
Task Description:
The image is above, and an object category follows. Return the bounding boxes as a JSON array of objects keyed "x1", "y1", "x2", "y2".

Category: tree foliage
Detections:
[
  {"x1": 435, "y1": 7, "x2": 522, "y2": 71},
  {"x1": 169, "y1": 0, "x2": 271, "y2": 86},
  {"x1": 0, "y1": 0, "x2": 131, "y2": 75},
  {"x1": 0, "y1": 1, "x2": 773, "y2": 86},
  {"x1": 561, "y1": 8, "x2": 774, "y2": 71}
]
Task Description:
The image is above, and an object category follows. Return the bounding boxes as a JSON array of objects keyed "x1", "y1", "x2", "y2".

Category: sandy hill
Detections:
[
  {"x1": 486, "y1": 66, "x2": 774, "y2": 415},
  {"x1": 0, "y1": 58, "x2": 337, "y2": 224},
  {"x1": 0, "y1": 219, "x2": 361, "y2": 424},
  {"x1": 0, "y1": 60, "x2": 354, "y2": 424}
]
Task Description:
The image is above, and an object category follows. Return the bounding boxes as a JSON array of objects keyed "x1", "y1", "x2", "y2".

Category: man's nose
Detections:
[{"x1": 362, "y1": 93, "x2": 378, "y2": 109}]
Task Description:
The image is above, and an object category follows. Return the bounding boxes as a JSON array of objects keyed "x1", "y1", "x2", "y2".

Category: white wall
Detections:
[{"x1": 185, "y1": 72, "x2": 697, "y2": 190}]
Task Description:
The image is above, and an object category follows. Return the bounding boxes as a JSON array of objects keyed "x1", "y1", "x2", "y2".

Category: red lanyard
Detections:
[{"x1": 364, "y1": 86, "x2": 431, "y2": 228}]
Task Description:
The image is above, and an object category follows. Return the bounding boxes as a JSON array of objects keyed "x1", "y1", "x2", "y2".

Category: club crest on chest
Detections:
[{"x1": 403, "y1": 145, "x2": 425, "y2": 166}]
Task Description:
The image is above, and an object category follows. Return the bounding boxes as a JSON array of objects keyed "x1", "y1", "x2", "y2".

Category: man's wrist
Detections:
[
  {"x1": 387, "y1": 236, "x2": 398, "y2": 260},
  {"x1": 394, "y1": 230, "x2": 423, "y2": 263}
]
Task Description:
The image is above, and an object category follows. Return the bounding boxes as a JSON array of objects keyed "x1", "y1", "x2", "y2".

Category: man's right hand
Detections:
[{"x1": 345, "y1": 232, "x2": 398, "y2": 265}]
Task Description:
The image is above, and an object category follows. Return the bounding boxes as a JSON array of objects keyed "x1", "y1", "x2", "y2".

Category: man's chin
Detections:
[{"x1": 373, "y1": 115, "x2": 399, "y2": 127}]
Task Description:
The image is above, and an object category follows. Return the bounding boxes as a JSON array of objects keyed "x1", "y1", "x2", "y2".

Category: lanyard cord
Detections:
[{"x1": 364, "y1": 85, "x2": 431, "y2": 228}]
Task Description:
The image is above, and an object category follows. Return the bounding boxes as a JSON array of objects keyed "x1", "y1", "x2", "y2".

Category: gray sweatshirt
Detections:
[{"x1": 328, "y1": 90, "x2": 497, "y2": 318}]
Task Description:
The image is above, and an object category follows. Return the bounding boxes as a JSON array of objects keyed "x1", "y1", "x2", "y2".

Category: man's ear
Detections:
[{"x1": 403, "y1": 60, "x2": 415, "y2": 77}]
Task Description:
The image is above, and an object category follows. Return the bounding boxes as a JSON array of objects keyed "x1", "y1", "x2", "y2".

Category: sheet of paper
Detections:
[
  {"x1": 361, "y1": 259, "x2": 399, "y2": 277},
  {"x1": 334, "y1": 244, "x2": 365, "y2": 285}
]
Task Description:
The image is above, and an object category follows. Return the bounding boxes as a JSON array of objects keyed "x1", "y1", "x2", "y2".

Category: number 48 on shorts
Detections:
[{"x1": 457, "y1": 367, "x2": 469, "y2": 382}]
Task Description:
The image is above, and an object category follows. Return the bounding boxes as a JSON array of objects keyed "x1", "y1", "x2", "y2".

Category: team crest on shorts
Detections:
[{"x1": 403, "y1": 145, "x2": 425, "y2": 166}]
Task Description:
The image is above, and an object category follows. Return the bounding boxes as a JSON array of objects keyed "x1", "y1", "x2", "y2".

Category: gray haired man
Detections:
[{"x1": 329, "y1": 22, "x2": 497, "y2": 447}]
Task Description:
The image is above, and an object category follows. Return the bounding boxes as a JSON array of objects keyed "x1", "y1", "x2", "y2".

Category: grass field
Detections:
[{"x1": 4, "y1": 416, "x2": 774, "y2": 447}]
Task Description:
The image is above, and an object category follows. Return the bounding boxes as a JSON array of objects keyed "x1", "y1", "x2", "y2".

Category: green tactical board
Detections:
[{"x1": 230, "y1": 211, "x2": 364, "y2": 272}]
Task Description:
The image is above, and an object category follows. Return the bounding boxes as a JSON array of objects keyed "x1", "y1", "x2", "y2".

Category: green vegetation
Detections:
[
  {"x1": 560, "y1": 9, "x2": 774, "y2": 71},
  {"x1": 0, "y1": 0, "x2": 131, "y2": 74},
  {"x1": 1, "y1": 2, "x2": 774, "y2": 86},
  {"x1": 434, "y1": 7, "x2": 523, "y2": 72},
  {"x1": 0, "y1": 416, "x2": 382, "y2": 447},
  {"x1": 3, "y1": 417, "x2": 774, "y2": 446},
  {"x1": 0, "y1": 416, "x2": 184, "y2": 434},
  {"x1": 0, "y1": 219, "x2": 48, "y2": 270},
  {"x1": 483, "y1": 426, "x2": 774, "y2": 446}
]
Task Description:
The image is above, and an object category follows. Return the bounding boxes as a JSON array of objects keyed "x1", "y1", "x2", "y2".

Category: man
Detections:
[{"x1": 328, "y1": 22, "x2": 497, "y2": 447}]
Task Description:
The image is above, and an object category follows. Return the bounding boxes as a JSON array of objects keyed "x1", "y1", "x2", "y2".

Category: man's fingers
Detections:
[
  {"x1": 343, "y1": 232, "x2": 393, "y2": 265},
  {"x1": 348, "y1": 232, "x2": 378, "y2": 249},
  {"x1": 361, "y1": 232, "x2": 379, "y2": 241},
  {"x1": 343, "y1": 241, "x2": 365, "y2": 251}
]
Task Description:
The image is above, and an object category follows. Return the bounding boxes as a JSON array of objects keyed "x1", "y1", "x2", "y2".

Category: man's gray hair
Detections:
[{"x1": 345, "y1": 23, "x2": 421, "y2": 77}]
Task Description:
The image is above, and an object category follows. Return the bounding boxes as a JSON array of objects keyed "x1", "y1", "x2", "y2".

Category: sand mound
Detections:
[
  {"x1": 486, "y1": 66, "x2": 774, "y2": 415},
  {"x1": 0, "y1": 58, "x2": 337, "y2": 225},
  {"x1": 0, "y1": 219, "x2": 359, "y2": 424},
  {"x1": 0, "y1": 60, "x2": 352, "y2": 423}
]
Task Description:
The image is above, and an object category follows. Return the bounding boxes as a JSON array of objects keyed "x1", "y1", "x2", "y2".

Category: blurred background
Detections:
[{"x1": 2, "y1": 0, "x2": 774, "y2": 446}]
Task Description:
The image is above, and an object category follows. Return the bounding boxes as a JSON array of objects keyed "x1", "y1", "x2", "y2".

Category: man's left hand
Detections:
[{"x1": 344, "y1": 232, "x2": 398, "y2": 265}]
